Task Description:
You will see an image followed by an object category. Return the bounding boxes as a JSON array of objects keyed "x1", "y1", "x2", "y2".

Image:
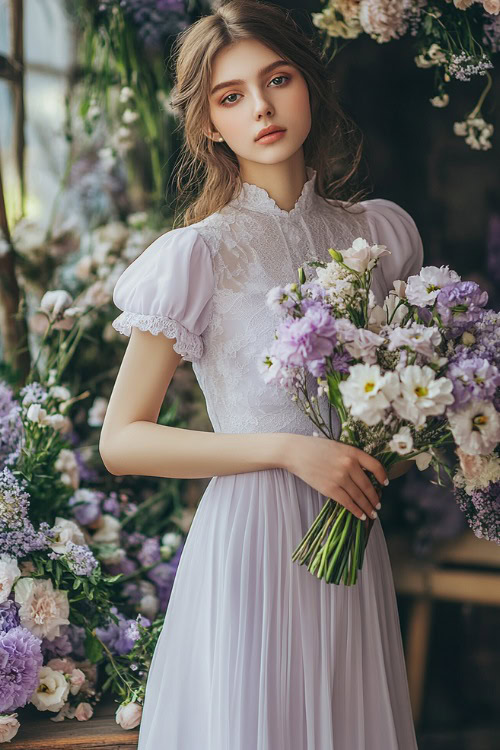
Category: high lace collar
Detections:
[{"x1": 228, "y1": 166, "x2": 317, "y2": 219}]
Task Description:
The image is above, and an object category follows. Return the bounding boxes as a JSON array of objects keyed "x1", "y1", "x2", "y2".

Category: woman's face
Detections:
[{"x1": 208, "y1": 38, "x2": 311, "y2": 168}]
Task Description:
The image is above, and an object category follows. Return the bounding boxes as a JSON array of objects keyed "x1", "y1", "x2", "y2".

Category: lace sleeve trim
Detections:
[{"x1": 111, "y1": 311, "x2": 203, "y2": 362}]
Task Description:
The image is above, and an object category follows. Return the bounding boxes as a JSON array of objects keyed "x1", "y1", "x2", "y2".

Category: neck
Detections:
[{"x1": 237, "y1": 150, "x2": 308, "y2": 212}]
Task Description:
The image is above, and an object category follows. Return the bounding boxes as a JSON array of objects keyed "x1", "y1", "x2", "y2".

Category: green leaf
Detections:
[{"x1": 84, "y1": 631, "x2": 103, "y2": 663}]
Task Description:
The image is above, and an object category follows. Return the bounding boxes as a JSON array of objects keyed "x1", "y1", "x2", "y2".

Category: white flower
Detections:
[
  {"x1": 122, "y1": 108, "x2": 139, "y2": 125},
  {"x1": 339, "y1": 364, "x2": 400, "y2": 426},
  {"x1": 388, "y1": 323, "x2": 442, "y2": 358},
  {"x1": 54, "y1": 448, "x2": 80, "y2": 490},
  {"x1": 49, "y1": 517, "x2": 87, "y2": 555},
  {"x1": 340, "y1": 237, "x2": 391, "y2": 273},
  {"x1": 92, "y1": 514, "x2": 122, "y2": 545},
  {"x1": 448, "y1": 401, "x2": 500, "y2": 456},
  {"x1": 48, "y1": 386, "x2": 71, "y2": 401},
  {"x1": 40, "y1": 290, "x2": 73, "y2": 318},
  {"x1": 139, "y1": 593, "x2": 159, "y2": 620},
  {"x1": 415, "y1": 451, "x2": 432, "y2": 471},
  {"x1": 389, "y1": 427, "x2": 414, "y2": 455},
  {"x1": 14, "y1": 577, "x2": 70, "y2": 640},
  {"x1": 119, "y1": 86, "x2": 134, "y2": 103},
  {"x1": 116, "y1": 701, "x2": 142, "y2": 730},
  {"x1": 345, "y1": 329, "x2": 385, "y2": 364},
  {"x1": 26, "y1": 403, "x2": 49, "y2": 425},
  {"x1": 430, "y1": 93, "x2": 449, "y2": 108},
  {"x1": 31, "y1": 666, "x2": 70, "y2": 712},
  {"x1": 393, "y1": 365, "x2": 454, "y2": 427},
  {"x1": 69, "y1": 668, "x2": 86, "y2": 696},
  {"x1": 0, "y1": 714, "x2": 20, "y2": 742},
  {"x1": 161, "y1": 531, "x2": 183, "y2": 549},
  {"x1": 0, "y1": 554, "x2": 21, "y2": 603},
  {"x1": 405, "y1": 265, "x2": 461, "y2": 306}
]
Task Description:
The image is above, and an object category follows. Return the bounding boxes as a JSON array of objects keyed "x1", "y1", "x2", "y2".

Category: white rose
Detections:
[
  {"x1": 116, "y1": 701, "x2": 142, "y2": 730},
  {"x1": 0, "y1": 714, "x2": 20, "y2": 742},
  {"x1": 31, "y1": 667, "x2": 70, "y2": 712},
  {"x1": 49, "y1": 518, "x2": 87, "y2": 555},
  {"x1": 0, "y1": 554, "x2": 21, "y2": 603}
]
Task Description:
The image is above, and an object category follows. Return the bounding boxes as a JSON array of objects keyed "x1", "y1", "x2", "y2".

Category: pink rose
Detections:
[
  {"x1": 47, "y1": 657, "x2": 76, "y2": 674},
  {"x1": 75, "y1": 702, "x2": 93, "y2": 721},
  {"x1": 116, "y1": 701, "x2": 142, "y2": 730},
  {"x1": 0, "y1": 714, "x2": 20, "y2": 742}
]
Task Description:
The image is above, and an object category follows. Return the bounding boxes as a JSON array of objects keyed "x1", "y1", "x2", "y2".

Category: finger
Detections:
[
  {"x1": 332, "y1": 487, "x2": 367, "y2": 521},
  {"x1": 353, "y1": 468, "x2": 380, "y2": 510},
  {"x1": 342, "y1": 478, "x2": 378, "y2": 519},
  {"x1": 354, "y1": 449, "x2": 389, "y2": 487}
]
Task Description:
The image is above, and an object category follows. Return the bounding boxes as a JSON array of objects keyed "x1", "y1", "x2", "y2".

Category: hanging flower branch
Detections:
[{"x1": 312, "y1": 1, "x2": 498, "y2": 150}]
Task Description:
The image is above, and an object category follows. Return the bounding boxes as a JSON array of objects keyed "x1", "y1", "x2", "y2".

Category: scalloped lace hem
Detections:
[{"x1": 111, "y1": 312, "x2": 203, "y2": 362}]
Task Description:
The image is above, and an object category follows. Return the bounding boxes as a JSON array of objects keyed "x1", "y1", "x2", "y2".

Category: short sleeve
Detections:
[
  {"x1": 111, "y1": 226, "x2": 215, "y2": 362},
  {"x1": 361, "y1": 198, "x2": 424, "y2": 301}
]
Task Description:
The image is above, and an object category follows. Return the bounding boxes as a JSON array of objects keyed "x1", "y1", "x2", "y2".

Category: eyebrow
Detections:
[{"x1": 210, "y1": 60, "x2": 292, "y2": 96}]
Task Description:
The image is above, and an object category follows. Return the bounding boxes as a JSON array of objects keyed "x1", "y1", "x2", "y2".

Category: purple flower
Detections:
[
  {"x1": 147, "y1": 543, "x2": 183, "y2": 611},
  {"x1": 436, "y1": 281, "x2": 488, "y2": 335},
  {"x1": 0, "y1": 468, "x2": 50, "y2": 554},
  {"x1": 448, "y1": 357, "x2": 500, "y2": 409},
  {"x1": 0, "y1": 625, "x2": 43, "y2": 712},
  {"x1": 96, "y1": 608, "x2": 150, "y2": 655},
  {"x1": 330, "y1": 350, "x2": 354, "y2": 374},
  {"x1": 0, "y1": 382, "x2": 24, "y2": 469},
  {"x1": 454, "y1": 481, "x2": 500, "y2": 544},
  {"x1": 18, "y1": 381, "x2": 48, "y2": 408},
  {"x1": 68, "y1": 489, "x2": 104, "y2": 526},
  {"x1": 103, "y1": 493, "x2": 121, "y2": 516},
  {"x1": 137, "y1": 537, "x2": 161, "y2": 567},
  {"x1": 0, "y1": 600, "x2": 20, "y2": 632},
  {"x1": 274, "y1": 309, "x2": 336, "y2": 370},
  {"x1": 41, "y1": 630, "x2": 73, "y2": 658},
  {"x1": 454, "y1": 310, "x2": 500, "y2": 365},
  {"x1": 105, "y1": 555, "x2": 138, "y2": 577},
  {"x1": 64, "y1": 541, "x2": 98, "y2": 576},
  {"x1": 66, "y1": 624, "x2": 86, "y2": 660}
]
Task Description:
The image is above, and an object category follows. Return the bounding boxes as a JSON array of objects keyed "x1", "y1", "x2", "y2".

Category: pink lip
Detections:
[{"x1": 256, "y1": 130, "x2": 286, "y2": 144}]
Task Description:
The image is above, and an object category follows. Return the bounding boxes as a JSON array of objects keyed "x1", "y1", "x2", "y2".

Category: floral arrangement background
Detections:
[{"x1": 312, "y1": 0, "x2": 499, "y2": 150}]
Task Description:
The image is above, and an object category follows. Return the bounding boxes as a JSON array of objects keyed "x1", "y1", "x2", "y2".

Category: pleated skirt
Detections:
[{"x1": 137, "y1": 468, "x2": 419, "y2": 750}]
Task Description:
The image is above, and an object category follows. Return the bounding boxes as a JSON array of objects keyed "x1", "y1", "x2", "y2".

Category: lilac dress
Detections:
[{"x1": 112, "y1": 167, "x2": 423, "y2": 750}]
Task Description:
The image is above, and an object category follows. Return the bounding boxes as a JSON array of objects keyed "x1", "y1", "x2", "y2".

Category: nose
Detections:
[{"x1": 253, "y1": 90, "x2": 274, "y2": 120}]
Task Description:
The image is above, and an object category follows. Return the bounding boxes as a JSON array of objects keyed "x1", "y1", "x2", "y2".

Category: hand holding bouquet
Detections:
[{"x1": 259, "y1": 238, "x2": 500, "y2": 585}]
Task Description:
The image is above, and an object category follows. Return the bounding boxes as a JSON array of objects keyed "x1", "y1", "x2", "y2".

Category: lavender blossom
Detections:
[
  {"x1": 18, "y1": 381, "x2": 48, "y2": 408},
  {"x1": 0, "y1": 382, "x2": 23, "y2": 469},
  {"x1": 436, "y1": 281, "x2": 488, "y2": 335},
  {"x1": 68, "y1": 488, "x2": 105, "y2": 526},
  {"x1": 64, "y1": 542, "x2": 98, "y2": 576},
  {"x1": 96, "y1": 607, "x2": 150, "y2": 655},
  {"x1": 0, "y1": 467, "x2": 49, "y2": 555},
  {"x1": 454, "y1": 310, "x2": 500, "y2": 364},
  {"x1": 454, "y1": 481, "x2": 500, "y2": 544},
  {"x1": 0, "y1": 599, "x2": 20, "y2": 632},
  {"x1": 0, "y1": 626, "x2": 43, "y2": 712}
]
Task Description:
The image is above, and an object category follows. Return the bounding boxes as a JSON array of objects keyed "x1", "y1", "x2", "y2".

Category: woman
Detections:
[{"x1": 99, "y1": 1, "x2": 422, "y2": 747}]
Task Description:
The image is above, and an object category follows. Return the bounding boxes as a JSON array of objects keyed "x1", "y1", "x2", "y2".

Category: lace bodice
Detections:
[{"x1": 112, "y1": 167, "x2": 423, "y2": 436}]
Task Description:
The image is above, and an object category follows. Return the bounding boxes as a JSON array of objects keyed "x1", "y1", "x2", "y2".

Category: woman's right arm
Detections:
[{"x1": 99, "y1": 328, "x2": 386, "y2": 521}]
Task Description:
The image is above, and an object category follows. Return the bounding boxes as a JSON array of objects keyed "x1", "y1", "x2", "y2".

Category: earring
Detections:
[{"x1": 218, "y1": 137, "x2": 224, "y2": 142}]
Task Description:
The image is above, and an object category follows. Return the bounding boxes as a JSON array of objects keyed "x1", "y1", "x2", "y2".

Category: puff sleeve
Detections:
[
  {"x1": 361, "y1": 198, "x2": 424, "y2": 302},
  {"x1": 111, "y1": 226, "x2": 215, "y2": 362}
]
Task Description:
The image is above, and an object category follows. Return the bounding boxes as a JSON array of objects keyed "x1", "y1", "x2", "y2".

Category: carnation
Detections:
[
  {"x1": 0, "y1": 626, "x2": 43, "y2": 712},
  {"x1": 14, "y1": 578, "x2": 70, "y2": 641}
]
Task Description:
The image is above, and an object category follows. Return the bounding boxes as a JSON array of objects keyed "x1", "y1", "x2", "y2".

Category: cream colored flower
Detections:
[
  {"x1": 14, "y1": 577, "x2": 70, "y2": 640},
  {"x1": 31, "y1": 667, "x2": 70, "y2": 712},
  {"x1": 0, "y1": 554, "x2": 21, "y2": 603},
  {"x1": 0, "y1": 714, "x2": 20, "y2": 742},
  {"x1": 116, "y1": 701, "x2": 143, "y2": 730},
  {"x1": 49, "y1": 517, "x2": 86, "y2": 555}
]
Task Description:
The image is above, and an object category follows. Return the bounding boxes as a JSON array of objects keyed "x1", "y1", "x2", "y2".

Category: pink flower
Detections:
[
  {"x1": 14, "y1": 578, "x2": 70, "y2": 641},
  {"x1": 46, "y1": 657, "x2": 76, "y2": 674},
  {"x1": 0, "y1": 714, "x2": 20, "y2": 742},
  {"x1": 75, "y1": 702, "x2": 93, "y2": 721},
  {"x1": 116, "y1": 701, "x2": 142, "y2": 730},
  {"x1": 69, "y1": 669, "x2": 86, "y2": 695}
]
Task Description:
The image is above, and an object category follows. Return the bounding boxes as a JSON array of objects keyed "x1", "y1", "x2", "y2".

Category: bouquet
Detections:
[{"x1": 259, "y1": 238, "x2": 500, "y2": 586}]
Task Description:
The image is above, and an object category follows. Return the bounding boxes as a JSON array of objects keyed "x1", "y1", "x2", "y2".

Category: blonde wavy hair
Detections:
[{"x1": 168, "y1": 0, "x2": 371, "y2": 227}]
